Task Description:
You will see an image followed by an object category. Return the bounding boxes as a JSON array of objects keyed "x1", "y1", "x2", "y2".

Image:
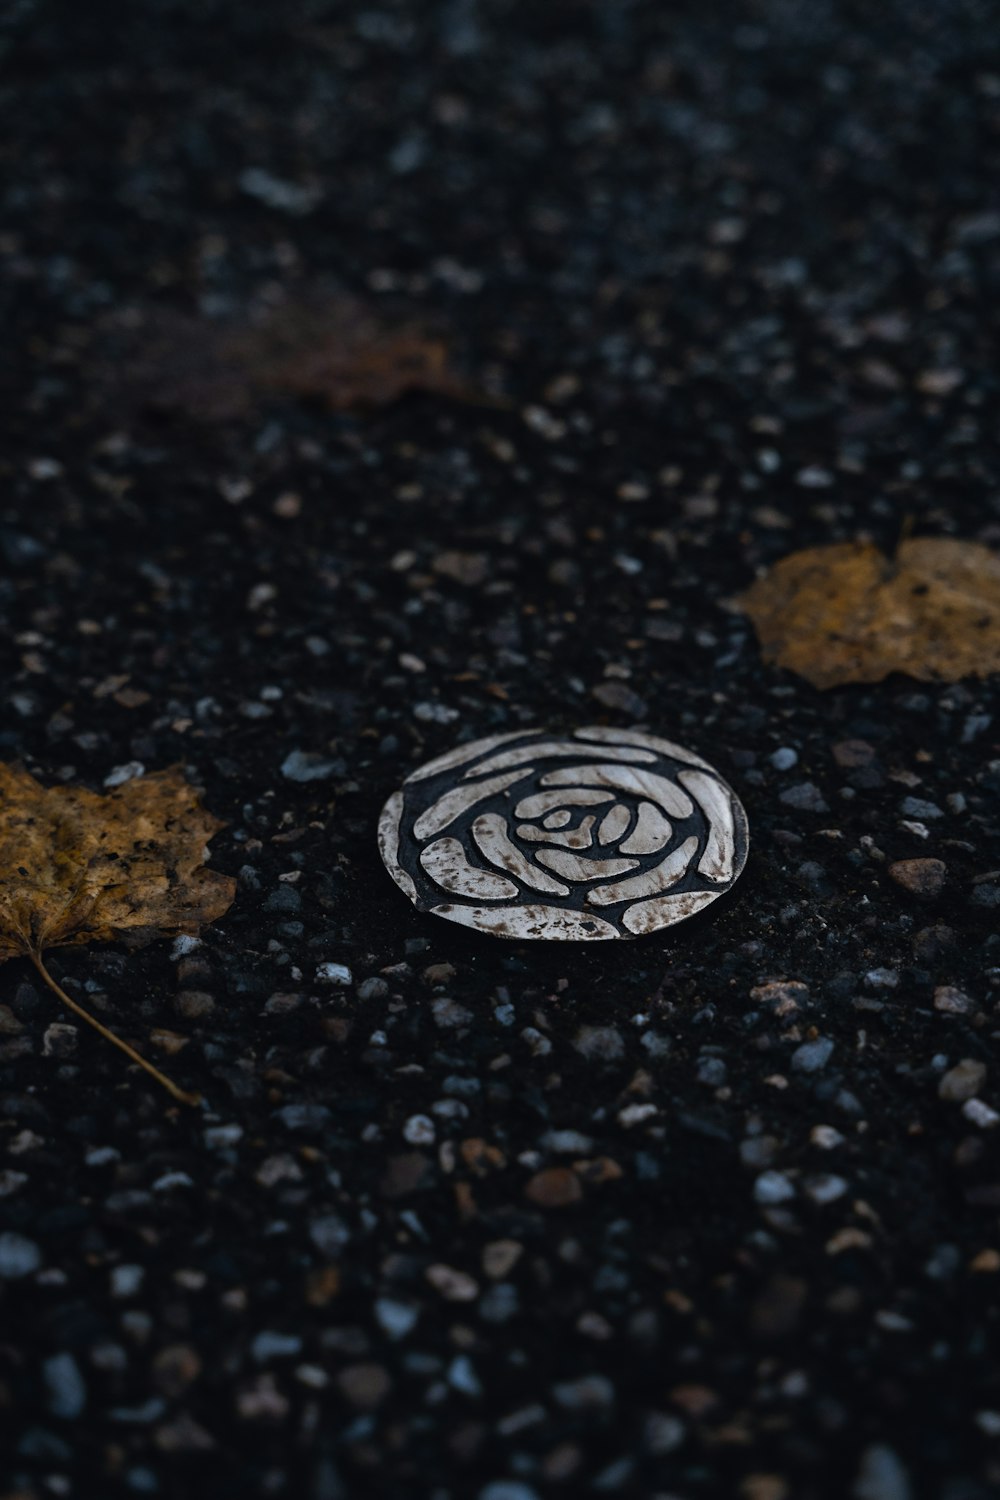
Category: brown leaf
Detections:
[
  {"x1": 0, "y1": 765, "x2": 236, "y2": 1105},
  {"x1": 737, "y1": 537, "x2": 1000, "y2": 689},
  {"x1": 0, "y1": 764, "x2": 235, "y2": 956},
  {"x1": 123, "y1": 296, "x2": 479, "y2": 422}
]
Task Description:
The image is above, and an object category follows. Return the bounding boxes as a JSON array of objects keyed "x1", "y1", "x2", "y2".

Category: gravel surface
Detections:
[{"x1": 2, "y1": 2, "x2": 1000, "y2": 1498}]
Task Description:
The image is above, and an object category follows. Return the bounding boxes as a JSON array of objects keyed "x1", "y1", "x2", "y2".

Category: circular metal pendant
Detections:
[{"x1": 378, "y1": 726, "x2": 748, "y2": 941}]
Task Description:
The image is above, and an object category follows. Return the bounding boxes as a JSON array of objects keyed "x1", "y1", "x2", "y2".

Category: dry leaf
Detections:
[
  {"x1": 0, "y1": 765, "x2": 236, "y2": 1105},
  {"x1": 737, "y1": 537, "x2": 1000, "y2": 689},
  {"x1": 121, "y1": 296, "x2": 478, "y2": 422}
]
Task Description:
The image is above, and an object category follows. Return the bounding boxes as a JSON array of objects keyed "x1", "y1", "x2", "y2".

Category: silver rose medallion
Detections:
[{"x1": 378, "y1": 726, "x2": 748, "y2": 941}]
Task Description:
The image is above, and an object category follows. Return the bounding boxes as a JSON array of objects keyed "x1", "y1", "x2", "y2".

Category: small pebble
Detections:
[
  {"x1": 281, "y1": 749, "x2": 338, "y2": 782},
  {"x1": 591, "y1": 681, "x2": 648, "y2": 717},
  {"x1": 938, "y1": 1059, "x2": 987, "y2": 1102},
  {"x1": 832, "y1": 740, "x2": 875, "y2": 768},
  {"x1": 0, "y1": 1233, "x2": 41, "y2": 1279},
  {"x1": 791, "y1": 1038, "x2": 835, "y2": 1073},
  {"x1": 110, "y1": 1264, "x2": 144, "y2": 1298},
  {"x1": 43, "y1": 1353, "x2": 86, "y2": 1419},
  {"x1": 335, "y1": 1363, "x2": 392, "y2": 1409},
  {"x1": 853, "y1": 1443, "x2": 912, "y2": 1500},
  {"x1": 447, "y1": 1354, "x2": 482, "y2": 1396},
  {"x1": 962, "y1": 1099, "x2": 1000, "y2": 1129},
  {"x1": 540, "y1": 1129, "x2": 594, "y2": 1154},
  {"x1": 572, "y1": 1026, "x2": 625, "y2": 1061},
  {"x1": 552, "y1": 1374, "x2": 615, "y2": 1409},
  {"x1": 482, "y1": 1240, "x2": 523, "y2": 1279},
  {"x1": 525, "y1": 1167, "x2": 583, "y2": 1208},
  {"x1": 888, "y1": 859, "x2": 946, "y2": 897},
  {"x1": 644, "y1": 1412, "x2": 685, "y2": 1454},
  {"x1": 315, "y1": 962, "x2": 352, "y2": 986},
  {"x1": 899, "y1": 797, "x2": 943, "y2": 820},
  {"x1": 933, "y1": 986, "x2": 972, "y2": 1014},
  {"x1": 802, "y1": 1174, "x2": 849, "y2": 1205},
  {"x1": 617, "y1": 1103, "x2": 658, "y2": 1127},
  {"x1": 779, "y1": 782, "x2": 829, "y2": 813},
  {"x1": 357, "y1": 976, "x2": 389, "y2": 1000},
  {"x1": 740, "y1": 1136, "x2": 779, "y2": 1169},
  {"x1": 479, "y1": 1483, "x2": 541, "y2": 1500},
  {"x1": 864, "y1": 968, "x2": 899, "y2": 990},
  {"x1": 103, "y1": 761, "x2": 145, "y2": 788},
  {"x1": 425, "y1": 1264, "x2": 479, "y2": 1301},
  {"x1": 374, "y1": 1299, "x2": 420, "y2": 1339},
  {"x1": 251, "y1": 1331, "x2": 302, "y2": 1362},
  {"x1": 754, "y1": 1171, "x2": 796, "y2": 1205}
]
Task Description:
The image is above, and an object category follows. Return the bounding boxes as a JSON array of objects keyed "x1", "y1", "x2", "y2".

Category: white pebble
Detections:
[
  {"x1": 754, "y1": 1170, "x2": 796, "y2": 1204},
  {"x1": 103, "y1": 761, "x2": 145, "y2": 788},
  {"x1": 152, "y1": 1172, "x2": 194, "y2": 1192},
  {"x1": 617, "y1": 1103, "x2": 658, "y2": 1128},
  {"x1": 316, "y1": 962, "x2": 353, "y2": 986},
  {"x1": 414, "y1": 701, "x2": 459, "y2": 724},
  {"x1": 962, "y1": 1098, "x2": 999, "y2": 1129},
  {"x1": 539, "y1": 1129, "x2": 594, "y2": 1154}
]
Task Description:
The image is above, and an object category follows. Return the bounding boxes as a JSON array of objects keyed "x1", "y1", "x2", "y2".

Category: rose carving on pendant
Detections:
[{"x1": 378, "y1": 727, "x2": 748, "y2": 940}]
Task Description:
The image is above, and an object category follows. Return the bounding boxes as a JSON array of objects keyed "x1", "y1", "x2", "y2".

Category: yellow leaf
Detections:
[
  {"x1": 737, "y1": 537, "x2": 1000, "y2": 689},
  {"x1": 0, "y1": 765, "x2": 236, "y2": 1105}
]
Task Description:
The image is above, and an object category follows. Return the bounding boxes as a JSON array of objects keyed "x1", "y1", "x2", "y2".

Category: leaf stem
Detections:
[{"x1": 29, "y1": 949, "x2": 201, "y2": 1108}]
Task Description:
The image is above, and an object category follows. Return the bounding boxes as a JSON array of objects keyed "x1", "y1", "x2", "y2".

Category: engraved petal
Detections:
[
  {"x1": 419, "y1": 837, "x2": 519, "y2": 901},
  {"x1": 587, "y1": 835, "x2": 699, "y2": 906},
  {"x1": 377, "y1": 790, "x2": 416, "y2": 900},
  {"x1": 620, "y1": 889, "x2": 718, "y2": 935},
  {"x1": 406, "y1": 730, "x2": 529, "y2": 783},
  {"x1": 413, "y1": 767, "x2": 531, "y2": 840},
  {"x1": 514, "y1": 788, "x2": 615, "y2": 819},
  {"x1": 535, "y1": 848, "x2": 639, "y2": 881},
  {"x1": 431, "y1": 902, "x2": 620, "y2": 941},
  {"x1": 540, "y1": 763, "x2": 694, "y2": 819},
  {"x1": 516, "y1": 815, "x2": 595, "y2": 849},
  {"x1": 619, "y1": 801, "x2": 672, "y2": 855},
  {"x1": 598, "y1": 804, "x2": 631, "y2": 844},
  {"x1": 678, "y1": 770, "x2": 734, "y2": 883},
  {"x1": 471, "y1": 812, "x2": 569, "y2": 895}
]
